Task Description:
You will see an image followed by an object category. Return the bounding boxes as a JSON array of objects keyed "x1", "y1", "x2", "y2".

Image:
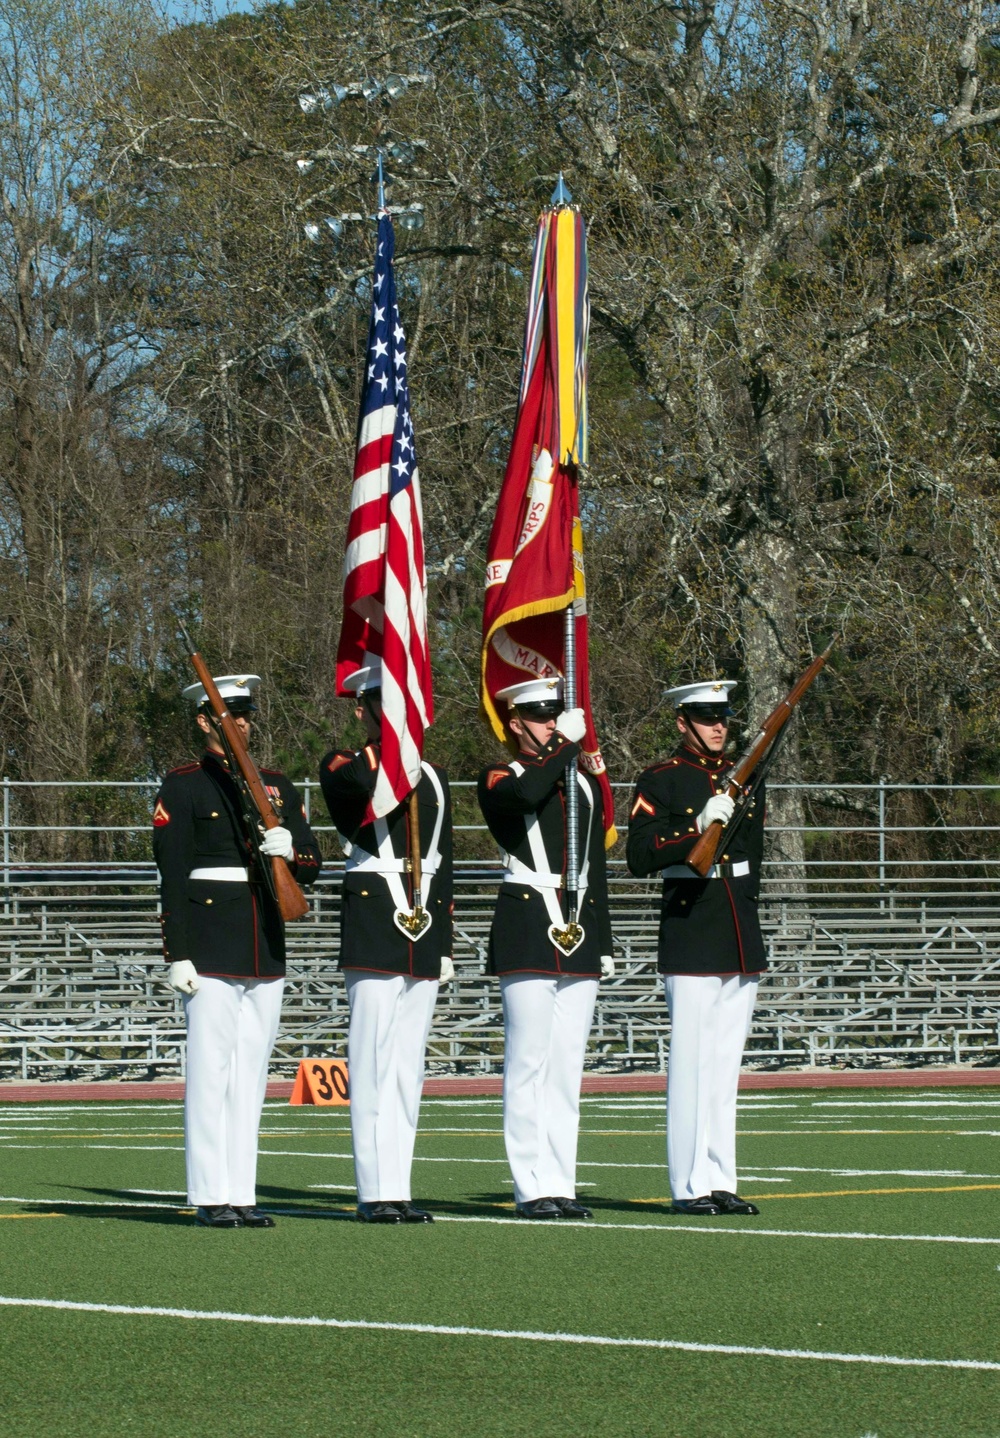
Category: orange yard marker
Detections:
[{"x1": 289, "y1": 1059, "x2": 350, "y2": 1106}]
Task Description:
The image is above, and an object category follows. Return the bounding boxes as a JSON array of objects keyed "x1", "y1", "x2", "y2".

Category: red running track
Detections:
[{"x1": 0, "y1": 1067, "x2": 998, "y2": 1103}]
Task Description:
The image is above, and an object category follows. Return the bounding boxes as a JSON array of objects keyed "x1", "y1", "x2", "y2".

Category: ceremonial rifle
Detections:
[
  {"x1": 685, "y1": 639, "x2": 837, "y2": 879},
  {"x1": 180, "y1": 629, "x2": 309, "y2": 922}
]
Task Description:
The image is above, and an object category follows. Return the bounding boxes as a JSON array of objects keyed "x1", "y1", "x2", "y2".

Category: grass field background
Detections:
[{"x1": 2, "y1": 1085, "x2": 1000, "y2": 1436}]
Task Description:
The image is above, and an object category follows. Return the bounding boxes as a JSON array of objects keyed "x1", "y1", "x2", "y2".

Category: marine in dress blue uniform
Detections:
[
  {"x1": 319, "y1": 657, "x2": 453, "y2": 1224},
  {"x1": 627, "y1": 680, "x2": 763, "y2": 1216},
  {"x1": 478, "y1": 678, "x2": 614, "y2": 1220},
  {"x1": 154, "y1": 674, "x2": 321, "y2": 1228}
]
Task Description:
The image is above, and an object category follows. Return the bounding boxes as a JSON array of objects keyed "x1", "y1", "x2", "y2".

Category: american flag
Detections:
[{"x1": 336, "y1": 214, "x2": 432, "y2": 818}]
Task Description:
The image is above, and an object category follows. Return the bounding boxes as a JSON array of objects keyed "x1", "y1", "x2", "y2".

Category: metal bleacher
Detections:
[{"x1": 2, "y1": 779, "x2": 1000, "y2": 1080}]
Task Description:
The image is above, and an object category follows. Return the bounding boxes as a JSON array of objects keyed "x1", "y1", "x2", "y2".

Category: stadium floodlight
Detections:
[
  {"x1": 303, "y1": 222, "x2": 322, "y2": 242},
  {"x1": 360, "y1": 78, "x2": 383, "y2": 101},
  {"x1": 397, "y1": 210, "x2": 424, "y2": 232},
  {"x1": 388, "y1": 140, "x2": 416, "y2": 165},
  {"x1": 299, "y1": 89, "x2": 334, "y2": 114},
  {"x1": 324, "y1": 217, "x2": 345, "y2": 238},
  {"x1": 296, "y1": 159, "x2": 314, "y2": 174},
  {"x1": 385, "y1": 74, "x2": 408, "y2": 99}
]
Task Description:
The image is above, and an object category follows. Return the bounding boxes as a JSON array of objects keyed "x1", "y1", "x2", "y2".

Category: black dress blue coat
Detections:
[
  {"x1": 153, "y1": 751, "x2": 321, "y2": 979},
  {"x1": 626, "y1": 744, "x2": 766, "y2": 976}
]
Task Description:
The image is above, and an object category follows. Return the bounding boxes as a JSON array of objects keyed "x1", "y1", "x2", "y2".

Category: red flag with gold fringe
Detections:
[{"x1": 481, "y1": 205, "x2": 616, "y2": 844}]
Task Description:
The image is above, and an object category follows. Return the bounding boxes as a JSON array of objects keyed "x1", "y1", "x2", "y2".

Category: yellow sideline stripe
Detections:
[
  {"x1": 634, "y1": 1182, "x2": 1000, "y2": 1205},
  {"x1": 0, "y1": 1213, "x2": 64, "y2": 1220},
  {"x1": 743, "y1": 1183, "x2": 1000, "y2": 1201}
]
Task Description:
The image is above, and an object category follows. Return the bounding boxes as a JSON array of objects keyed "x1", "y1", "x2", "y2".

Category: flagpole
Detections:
[
  {"x1": 553, "y1": 172, "x2": 581, "y2": 928},
  {"x1": 374, "y1": 151, "x2": 426, "y2": 935},
  {"x1": 563, "y1": 599, "x2": 579, "y2": 924}
]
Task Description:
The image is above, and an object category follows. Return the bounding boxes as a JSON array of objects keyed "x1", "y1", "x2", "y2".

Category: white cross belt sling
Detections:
[
  {"x1": 500, "y1": 761, "x2": 594, "y2": 957},
  {"x1": 339, "y1": 762, "x2": 445, "y2": 941}
]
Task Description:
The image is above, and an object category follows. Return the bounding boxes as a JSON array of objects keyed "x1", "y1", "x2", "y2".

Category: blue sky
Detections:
[{"x1": 159, "y1": 0, "x2": 258, "y2": 22}]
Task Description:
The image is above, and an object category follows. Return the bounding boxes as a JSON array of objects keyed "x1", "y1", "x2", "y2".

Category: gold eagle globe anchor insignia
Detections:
[
  {"x1": 394, "y1": 905, "x2": 432, "y2": 940},
  {"x1": 548, "y1": 919, "x2": 585, "y2": 956}
]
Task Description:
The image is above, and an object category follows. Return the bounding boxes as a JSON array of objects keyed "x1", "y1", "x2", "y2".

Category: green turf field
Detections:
[{"x1": 1, "y1": 1087, "x2": 999, "y2": 1437}]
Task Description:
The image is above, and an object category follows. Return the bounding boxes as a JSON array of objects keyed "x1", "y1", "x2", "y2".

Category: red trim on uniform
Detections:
[
  {"x1": 405, "y1": 803, "x2": 415, "y2": 978},
  {"x1": 497, "y1": 966, "x2": 598, "y2": 978},
  {"x1": 631, "y1": 794, "x2": 655, "y2": 818},
  {"x1": 196, "y1": 970, "x2": 283, "y2": 981},
  {"x1": 486, "y1": 768, "x2": 508, "y2": 790},
  {"x1": 553, "y1": 788, "x2": 569, "y2": 974},
  {"x1": 676, "y1": 754, "x2": 725, "y2": 773},
  {"x1": 363, "y1": 746, "x2": 378, "y2": 771},
  {"x1": 152, "y1": 800, "x2": 170, "y2": 827},
  {"x1": 721, "y1": 878, "x2": 747, "y2": 972},
  {"x1": 326, "y1": 753, "x2": 352, "y2": 773},
  {"x1": 340, "y1": 964, "x2": 438, "y2": 979},
  {"x1": 251, "y1": 888, "x2": 261, "y2": 977}
]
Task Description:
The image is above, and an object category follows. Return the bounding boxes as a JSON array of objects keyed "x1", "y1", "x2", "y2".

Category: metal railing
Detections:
[{"x1": 1, "y1": 777, "x2": 999, "y2": 1079}]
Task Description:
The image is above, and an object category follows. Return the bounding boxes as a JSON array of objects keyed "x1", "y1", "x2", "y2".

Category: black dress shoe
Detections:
[
  {"x1": 515, "y1": 1197, "x2": 562, "y2": 1219},
  {"x1": 671, "y1": 1196, "x2": 722, "y2": 1216},
  {"x1": 711, "y1": 1190, "x2": 760, "y2": 1215},
  {"x1": 396, "y1": 1202, "x2": 434, "y2": 1223},
  {"x1": 552, "y1": 1196, "x2": 593, "y2": 1218},
  {"x1": 233, "y1": 1206, "x2": 276, "y2": 1228},
  {"x1": 195, "y1": 1204, "x2": 244, "y2": 1228},
  {"x1": 356, "y1": 1201, "x2": 405, "y2": 1224}
]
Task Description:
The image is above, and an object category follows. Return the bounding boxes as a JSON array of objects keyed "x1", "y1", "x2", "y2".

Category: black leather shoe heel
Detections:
[
  {"x1": 552, "y1": 1197, "x2": 593, "y2": 1218},
  {"x1": 195, "y1": 1205, "x2": 244, "y2": 1228},
  {"x1": 397, "y1": 1202, "x2": 434, "y2": 1223},
  {"x1": 671, "y1": 1196, "x2": 722, "y2": 1216},
  {"x1": 515, "y1": 1198, "x2": 562, "y2": 1219},
  {"x1": 711, "y1": 1190, "x2": 760, "y2": 1215},
  {"x1": 234, "y1": 1206, "x2": 276, "y2": 1228},
  {"x1": 356, "y1": 1201, "x2": 405, "y2": 1224}
]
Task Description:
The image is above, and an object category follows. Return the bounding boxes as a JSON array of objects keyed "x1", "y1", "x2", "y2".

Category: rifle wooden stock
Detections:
[
  {"x1": 188, "y1": 652, "x2": 309, "y2": 922},
  {"x1": 686, "y1": 639, "x2": 837, "y2": 878}
]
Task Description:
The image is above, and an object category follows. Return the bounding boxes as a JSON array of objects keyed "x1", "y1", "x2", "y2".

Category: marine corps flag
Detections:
[{"x1": 481, "y1": 203, "x2": 616, "y2": 845}]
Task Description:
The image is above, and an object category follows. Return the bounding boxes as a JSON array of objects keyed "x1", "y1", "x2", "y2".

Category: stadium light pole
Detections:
[{"x1": 295, "y1": 72, "x2": 430, "y2": 242}]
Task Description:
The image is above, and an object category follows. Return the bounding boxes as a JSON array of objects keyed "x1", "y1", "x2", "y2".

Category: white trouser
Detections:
[
  {"x1": 500, "y1": 974, "x2": 598, "y2": 1206},
  {"x1": 183, "y1": 974, "x2": 284, "y2": 1207},
  {"x1": 345, "y1": 971, "x2": 439, "y2": 1203},
  {"x1": 663, "y1": 973, "x2": 759, "y2": 1201}
]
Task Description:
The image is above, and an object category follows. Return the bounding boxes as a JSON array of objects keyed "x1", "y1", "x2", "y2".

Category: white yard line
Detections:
[
  {"x1": 0, "y1": 1193, "x2": 184, "y2": 1211},
  {"x1": 750, "y1": 1166, "x2": 1000, "y2": 1179},
  {"x1": 0, "y1": 1105, "x2": 182, "y2": 1114},
  {"x1": 0, "y1": 1144, "x2": 184, "y2": 1153},
  {"x1": 427, "y1": 1214, "x2": 1000, "y2": 1245},
  {"x1": 0, "y1": 1294, "x2": 996, "y2": 1372},
  {"x1": 813, "y1": 1100, "x2": 1000, "y2": 1108}
]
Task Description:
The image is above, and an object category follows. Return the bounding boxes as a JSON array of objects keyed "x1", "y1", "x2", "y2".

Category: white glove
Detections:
[
  {"x1": 439, "y1": 955, "x2": 455, "y2": 983},
  {"x1": 600, "y1": 955, "x2": 616, "y2": 979},
  {"x1": 555, "y1": 707, "x2": 586, "y2": 743},
  {"x1": 260, "y1": 826, "x2": 294, "y2": 860},
  {"x1": 696, "y1": 794, "x2": 735, "y2": 833},
  {"x1": 168, "y1": 961, "x2": 200, "y2": 995}
]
